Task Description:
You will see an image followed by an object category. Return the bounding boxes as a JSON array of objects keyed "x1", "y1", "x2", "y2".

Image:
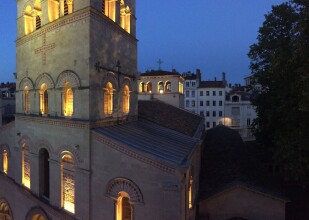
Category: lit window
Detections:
[
  {"x1": 139, "y1": 82, "x2": 145, "y2": 93},
  {"x1": 24, "y1": 86, "x2": 30, "y2": 113},
  {"x1": 40, "y1": 83, "x2": 48, "y2": 115},
  {"x1": 116, "y1": 192, "x2": 132, "y2": 220},
  {"x1": 146, "y1": 82, "x2": 152, "y2": 93},
  {"x1": 48, "y1": 0, "x2": 60, "y2": 22},
  {"x1": 105, "y1": 0, "x2": 116, "y2": 21},
  {"x1": 63, "y1": 0, "x2": 73, "y2": 16},
  {"x1": 62, "y1": 154, "x2": 75, "y2": 213},
  {"x1": 188, "y1": 176, "x2": 193, "y2": 209},
  {"x1": 123, "y1": 85, "x2": 130, "y2": 114},
  {"x1": 179, "y1": 82, "x2": 184, "y2": 94},
  {"x1": 158, "y1": 82, "x2": 164, "y2": 94},
  {"x1": 2, "y1": 150, "x2": 8, "y2": 174},
  {"x1": 63, "y1": 82, "x2": 73, "y2": 117},
  {"x1": 22, "y1": 144, "x2": 31, "y2": 189},
  {"x1": 165, "y1": 81, "x2": 171, "y2": 92},
  {"x1": 104, "y1": 82, "x2": 113, "y2": 115},
  {"x1": 120, "y1": 1, "x2": 131, "y2": 33},
  {"x1": 24, "y1": 6, "x2": 34, "y2": 35}
]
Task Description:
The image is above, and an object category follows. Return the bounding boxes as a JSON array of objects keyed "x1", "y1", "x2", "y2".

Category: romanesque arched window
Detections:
[
  {"x1": 139, "y1": 82, "x2": 145, "y2": 93},
  {"x1": 36, "y1": 15, "x2": 41, "y2": 30},
  {"x1": 158, "y1": 82, "x2": 164, "y2": 94},
  {"x1": 104, "y1": 82, "x2": 113, "y2": 115},
  {"x1": 123, "y1": 85, "x2": 130, "y2": 114},
  {"x1": 146, "y1": 82, "x2": 152, "y2": 93},
  {"x1": 104, "y1": 0, "x2": 116, "y2": 21},
  {"x1": 116, "y1": 192, "x2": 132, "y2": 220},
  {"x1": 61, "y1": 153, "x2": 75, "y2": 213},
  {"x1": 63, "y1": 0, "x2": 74, "y2": 16},
  {"x1": 39, "y1": 148, "x2": 50, "y2": 198},
  {"x1": 0, "y1": 199, "x2": 13, "y2": 220},
  {"x1": 2, "y1": 150, "x2": 8, "y2": 174},
  {"x1": 24, "y1": 6, "x2": 34, "y2": 35},
  {"x1": 165, "y1": 81, "x2": 171, "y2": 92},
  {"x1": 24, "y1": 86, "x2": 30, "y2": 113},
  {"x1": 40, "y1": 83, "x2": 48, "y2": 115},
  {"x1": 120, "y1": 1, "x2": 131, "y2": 33},
  {"x1": 25, "y1": 207, "x2": 49, "y2": 220},
  {"x1": 63, "y1": 82, "x2": 73, "y2": 117},
  {"x1": 22, "y1": 144, "x2": 31, "y2": 189},
  {"x1": 48, "y1": 0, "x2": 60, "y2": 22}
]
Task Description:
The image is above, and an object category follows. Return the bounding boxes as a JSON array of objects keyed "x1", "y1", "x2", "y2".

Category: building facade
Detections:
[
  {"x1": 138, "y1": 70, "x2": 184, "y2": 108},
  {"x1": 0, "y1": 1, "x2": 204, "y2": 220}
]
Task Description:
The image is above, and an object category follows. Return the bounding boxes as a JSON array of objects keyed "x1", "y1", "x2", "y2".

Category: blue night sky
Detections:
[{"x1": 0, "y1": 0, "x2": 286, "y2": 84}]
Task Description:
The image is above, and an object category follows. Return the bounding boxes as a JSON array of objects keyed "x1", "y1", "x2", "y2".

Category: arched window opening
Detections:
[
  {"x1": 36, "y1": 15, "x2": 41, "y2": 30},
  {"x1": 39, "y1": 149, "x2": 50, "y2": 198},
  {"x1": 116, "y1": 192, "x2": 132, "y2": 220},
  {"x1": 146, "y1": 82, "x2": 152, "y2": 93},
  {"x1": 32, "y1": 214, "x2": 46, "y2": 220},
  {"x1": 61, "y1": 153, "x2": 75, "y2": 214},
  {"x1": 22, "y1": 144, "x2": 31, "y2": 189},
  {"x1": 2, "y1": 150, "x2": 8, "y2": 174},
  {"x1": 139, "y1": 82, "x2": 145, "y2": 93},
  {"x1": 158, "y1": 82, "x2": 164, "y2": 94},
  {"x1": 62, "y1": 0, "x2": 74, "y2": 16},
  {"x1": 232, "y1": 95, "x2": 240, "y2": 102},
  {"x1": 0, "y1": 200, "x2": 12, "y2": 220},
  {"x1": 104, "y1": 82, "x2": 113, "y2": 115},
  {"x1": 124, "y1": 6, "x2": 131, "y2": 33},
  {"x1": 165, "y1": 81, "x2": 171, "y2": 92},
  {"x1": 24, "y1": 6, "x2": 34, "y2": 35},
  {"x1": 40, "y1": 83, "x2": 48, "y2": 115},
  {"x1": 63, "y1": 82, "x2": 73, "y2": 117},
  {"x1": 123, "y1": 85, "x2": 130, "y2": 114},
  {"x1": 188, "y1": 176, "x2": 193, "y2": 209},
  {"x1": 24, "y1": 86, "x2": 30, "y2": 113},
  {"x1": 48, "y1": 0, "x2": 60, "y2": 22}
]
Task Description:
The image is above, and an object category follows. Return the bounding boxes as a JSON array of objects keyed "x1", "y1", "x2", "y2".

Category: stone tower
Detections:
[{"x1": 13, "y1": 0, "x2": 137, "y2": 218}]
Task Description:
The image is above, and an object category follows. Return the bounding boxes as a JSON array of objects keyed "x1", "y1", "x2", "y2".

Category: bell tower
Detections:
[{"x1": 16, "y1": 0, "x2": 137, "y2": 122}]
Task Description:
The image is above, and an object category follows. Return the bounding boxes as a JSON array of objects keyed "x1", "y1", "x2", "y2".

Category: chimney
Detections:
[
  {"x1": 214, "y1": 77, "x2": 217, "y2": 81},
  {"x1": 196, "y1": 69, "x2": 201, "y2": 81},
  {"x1": 172, "y1": 69, "x2": 177, "y2": 73},
  {"x1": 222, "y1": 72, "x2": 226, "y2": 83}
]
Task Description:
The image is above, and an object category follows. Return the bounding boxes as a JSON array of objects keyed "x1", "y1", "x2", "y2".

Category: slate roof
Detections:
[
  {"x1": 94, "y1": 119, "x2": 200, "y2": 166},
  {"x1": 138, "y1": 100, "x2": 204, "y2": 138},
  {"x1": 198, "y1": 81, "x2": 225, "y2": 88},
  {"x1": 140, "y1": 70, "x2": 181, "y2": 77},
  {"x1": 199, "y1": 125, "x2": 285, "y2": 200}
]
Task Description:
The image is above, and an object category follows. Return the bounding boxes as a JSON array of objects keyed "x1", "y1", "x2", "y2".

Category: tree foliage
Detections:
[{"x1": 248, "y1": 1, "x2": 309, "y2": 185}]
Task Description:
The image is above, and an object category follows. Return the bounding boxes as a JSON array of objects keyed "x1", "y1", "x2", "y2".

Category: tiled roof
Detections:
[
  {"x1": 140, "y1": 70, "x2": 181, "y2": 77},
  {"x1": 94, "y1": 119, "x2": 200, "y2": 166},
  {"x1": 198, "y1": 81, "x2": 225, "y2": 88},
  {"x1": 138, "y1": 100, "x2": 204, "y2": 138}
]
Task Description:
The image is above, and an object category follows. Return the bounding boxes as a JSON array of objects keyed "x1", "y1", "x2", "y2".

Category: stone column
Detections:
[
  {"x1": 30, "y1": 152, "x2": 39, "y2": 196},
  {"x1": 75, "y1": 167, "x2": 91, "y2": 219},
  {"x1": 49, "y1": 159, "x2": 62, "y2": 208}
]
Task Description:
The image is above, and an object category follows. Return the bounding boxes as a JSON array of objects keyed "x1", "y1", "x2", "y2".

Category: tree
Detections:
[{"x1": 248, "y1": 1, "x2": 309, "y2": 186}]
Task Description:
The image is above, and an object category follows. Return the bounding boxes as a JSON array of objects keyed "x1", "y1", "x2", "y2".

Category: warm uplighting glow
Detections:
[
  {"x1": 104, "y1": 82, "x2": 113, "y2": 115},
  {"x1": 188, "y1": 176, "x2": 193, "y2": 209},
  {"x1": 24, "y1": 6, "x2": 34, "y2": 35},
  {"x1": 24, "y1": 86, "x2": 30, "y2": 113},
  {"x1": 105, "y1": 0, "x2": 116, "y2": 21},
  {"x1": 123, "y1": 85, "x2": 130, "y2": 114},
  {"x1": 3, "y1": 150, "x2": 8, "y2": 174},
  {"x1": 48, "y1": 0, "x2": 60, "y2": 22},
  {"x1": 223, "y1": 117, "x2": 232, "y2": 126},
  {"x1": 146, "y1": 82, "x2": 152, "y2": 93},
  {"x1": 179, "y1": 82, "x2": 184, "y2": 94},
  {"x1": 158, "y1": 82, "x2": 164, "y2": 94},
  {"x1": 32, "y1": 214, "x2": 46, "y2": 220},
  {"x1": 63, "y1": 82, "x2": 73, "y2": 117},
  {"x1": 165, "y1": 81, "x2": 171, "y2": 92},
  {"x1": 139, "y1": 82, "x2": 145, "y2": 93},
  {"x1": 22, "y1": 144, "x2": 31, "y2": 189},
  {"x1": 40, "y1": 83, "x2": 48, "y2": 115},
  {"x1": 62, "y1": 154, "x2": 75, "y2": 214},
  {"x1": 116, "y1": 192, "x2": 132, "y2": 220}
]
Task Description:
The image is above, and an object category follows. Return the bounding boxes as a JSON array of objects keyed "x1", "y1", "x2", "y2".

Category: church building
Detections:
[{"x1": 0, "y1": 1, "x2": 204, "y2": 220}]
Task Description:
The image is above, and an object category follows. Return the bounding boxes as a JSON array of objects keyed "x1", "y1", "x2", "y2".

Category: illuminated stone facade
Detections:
[{"x1": 0, "y1": 1, "x2": 203, "y2": 220}]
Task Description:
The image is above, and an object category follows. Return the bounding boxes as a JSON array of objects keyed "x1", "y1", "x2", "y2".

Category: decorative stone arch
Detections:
[
  {"x1": 18, "y1": 135, "x2": 33, "y2": 150},
  {"x1": 106, "y1": 178, "x2": 144, "y2": 204},
  {"x1": 23, "y1": 0, "x2": 34, "y2": 13},
  {"x1": 33, "y1": 139, "x2": 54, "y2": 158},
  {"x1": 56, "y1": 145, "x2": 83, "y2": 165},
  {"x1": 121, "y1": 77, "x2": 132, "y2": 91},
  {"x1": 101, "y1": 71, "x2": 118, "y2": 89},
  {"x1": 0, "y1": 144, "x2": 11, "y2": 158},
  {"x1": 55, "y1": 70, "x2": 81, "y2": 88},
  {"x1": 35, "y1": 73, "x2": 55, "y2": 89},
  {"x1": 25, "y1": 207, "x2": 50, "y2": 220},
  {"x1": 0, "y1": 198, "x2": 14, "y2": 219},
  {"x1": 19, "y1": 77, "x2": 35, "y2": 91}
]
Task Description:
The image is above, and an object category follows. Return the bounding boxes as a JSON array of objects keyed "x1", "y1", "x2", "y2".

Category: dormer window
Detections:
[{"x1": 232, "y1": 95, "x2": 240, "y2": 102}]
